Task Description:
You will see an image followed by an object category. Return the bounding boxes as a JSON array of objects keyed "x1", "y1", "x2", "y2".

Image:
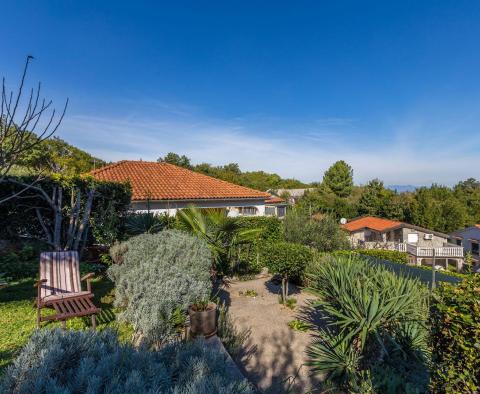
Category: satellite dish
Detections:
[{"x1": 340, "y1": 218, "x2": 347, "y2": 225}]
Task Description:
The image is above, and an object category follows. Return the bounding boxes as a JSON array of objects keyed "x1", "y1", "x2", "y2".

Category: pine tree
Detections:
[
  {"x1": 357, "y1": 179, "x2": 385, "y2": 216},
  {"x1": 322, "y1": 161, "x2": 353, "y2": 198}
]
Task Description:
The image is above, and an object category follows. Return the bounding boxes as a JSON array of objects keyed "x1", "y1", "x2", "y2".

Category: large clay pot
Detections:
[{"x1": 188, "y1": 302, "x2": 217, "y2": 338}]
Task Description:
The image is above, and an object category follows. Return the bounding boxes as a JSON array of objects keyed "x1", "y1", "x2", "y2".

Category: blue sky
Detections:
[{"x1": 1, "y1": 1, "x2": 480, "y2": 185}]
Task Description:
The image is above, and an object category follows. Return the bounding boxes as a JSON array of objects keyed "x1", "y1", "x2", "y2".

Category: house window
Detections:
[
  {"x1": 472, "y1": 241, "x2": 479, "y2": 255},
  {"x1": 238, "y1": 207, "x2": 257, "y2": 216},
  {"x1": 265, "y1": 206, "x2": 276, "y2": 216},
  {"x1": 456, "y1": 239, "x2": 462, "y2": 246},
  {"x1": 277, "y1": 206, "x2": 286, "y2": 218},
  {"x1": 407, "y1": 233, "x2": 419, "y2": 243}
]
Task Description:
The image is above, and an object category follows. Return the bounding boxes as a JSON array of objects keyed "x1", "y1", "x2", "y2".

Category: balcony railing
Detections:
[
  {"x1": 406, "y1": 244, "x2": 464, "y2": 257},
  {"x1": 360, "y1": 242, "x2": 463, "y2": 257}
]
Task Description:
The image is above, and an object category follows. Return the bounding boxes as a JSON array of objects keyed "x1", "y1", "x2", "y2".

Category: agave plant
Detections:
[
  {"x1": 125, "y1": 212, "x2": 171, "y2": 235},
  {"x1": 177, "y1": 207, "x2": 262, "y2": 276}
]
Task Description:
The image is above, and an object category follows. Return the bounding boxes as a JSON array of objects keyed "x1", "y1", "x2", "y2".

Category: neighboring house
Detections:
[
  {"x1": 269, "y1": 188, "x2": 315, "y2": 205},
  {"x1": 342, "y1": 216, "x2": 464, "y2": 271},
  {"x1": 90, "y1": 160, "x2": 278, "y2": 217},
  {"x1": 449, "y1": 225, "x2": 480, "y2": 264},
  {"x1": 265, "y1": 196, "x2": 287, "y2": 218}
]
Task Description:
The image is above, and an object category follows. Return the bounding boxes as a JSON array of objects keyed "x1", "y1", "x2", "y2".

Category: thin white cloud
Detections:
[{"x1": 58, "y1": 109, "x2": 479, "y2": 186}]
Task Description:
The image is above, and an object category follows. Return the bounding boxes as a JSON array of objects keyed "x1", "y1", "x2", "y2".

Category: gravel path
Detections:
[{"x1": 219, "y1": 276, "x2": 323, "y2": 393}]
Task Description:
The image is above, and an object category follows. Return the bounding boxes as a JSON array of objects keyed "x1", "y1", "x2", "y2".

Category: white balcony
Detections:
[{"x1": 406, "y1": 244, "x2": 464, "y2": 258}]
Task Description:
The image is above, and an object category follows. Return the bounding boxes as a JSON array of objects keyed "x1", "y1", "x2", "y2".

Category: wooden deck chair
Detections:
[{"x1": 35, "y1": 251, "x2": 101, "y2": 329}]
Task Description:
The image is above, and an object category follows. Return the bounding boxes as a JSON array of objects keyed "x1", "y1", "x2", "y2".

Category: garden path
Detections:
[{"x1": 219, "y1": 276, "x2": 323, "y2": 393}]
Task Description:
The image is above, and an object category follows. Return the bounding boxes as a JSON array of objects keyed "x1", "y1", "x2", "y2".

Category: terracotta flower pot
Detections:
[{"x1": 188, "y1": 302, "x2": 217, "y2": 338}]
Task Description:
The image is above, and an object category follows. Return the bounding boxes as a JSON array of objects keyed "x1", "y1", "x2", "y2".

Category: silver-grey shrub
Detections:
[
  {"x1": 108, "y1": 230, "x2": 212, "y2": 345},
  {"x1": 0, "y1": 328, "x2": 253, "y2": 393}
]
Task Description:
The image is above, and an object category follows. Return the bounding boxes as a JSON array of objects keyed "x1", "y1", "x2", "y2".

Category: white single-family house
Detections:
[{"x1": 90, "y1": 160, "x2": 282, "y2": 217}]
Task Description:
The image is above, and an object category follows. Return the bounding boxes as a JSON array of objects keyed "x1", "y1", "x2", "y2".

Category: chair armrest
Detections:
[
  {"x1": 34, "y1": 279, "x2": 47, "y2": 288},
  {"x1": 81, "y1": 272, "x2": 95, "y2": 282}
]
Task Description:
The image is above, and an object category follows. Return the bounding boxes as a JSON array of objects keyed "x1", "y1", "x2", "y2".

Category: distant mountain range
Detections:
[{"x1": 387, "y1": 185, "x2": 419, "y2": 193}]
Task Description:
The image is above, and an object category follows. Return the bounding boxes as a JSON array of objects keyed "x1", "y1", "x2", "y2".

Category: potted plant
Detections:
[{"x1": 188, "y1": 299, "x2": 217, "y2": 338}]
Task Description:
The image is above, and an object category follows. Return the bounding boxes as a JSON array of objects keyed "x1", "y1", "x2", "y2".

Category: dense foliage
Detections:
[
  {"x1": 235, "y1": 216, "x2": 284, "y2": 273},
  {"x1": 108, "y1": 230, "x2": 212, "y2": 346},
  {"x1": 283, "y1": 210, "x2": 350, "y2": 252},
  {"x1": 13, "y1": 135, "x2": 106, "y2": 176},
  {"x1": 158, "y1": 152, "x2": 307, "y2": 191},
  {"x1": 0, "y1": 175, "x2": 131, "y2": 248},
  {"x1": 0, "y1": 243, "x2": 40, "y2": 279},
  {"x1": 306, "y1": 254, "x2": 429, "y2": 392},
  {"x1": 298, "y1": 166, "x2": 480, "y2": 233},
  {"x1": 429, "y1": 275, "x2": 480, "y2": 393},
  {"x1": 176, "y1": 208, "x2": 262, "y2": 276},
  {"x1": 0, "y1": 329, "x2": 252, "y2": 393},
  {"x1": 351, "y1": 249, "x2": 408, "y2": 264}
]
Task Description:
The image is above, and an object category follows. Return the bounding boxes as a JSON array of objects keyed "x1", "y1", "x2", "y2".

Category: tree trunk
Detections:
[
  {"x1": 281, "y1": 276, "x2": 288, "y2": 303},
  {"x1": 73, "y1": 188, "x2": 94, "y2": 251},
  {"x1": 53, "y1": 187, "x2": 63, "y2": 251}
]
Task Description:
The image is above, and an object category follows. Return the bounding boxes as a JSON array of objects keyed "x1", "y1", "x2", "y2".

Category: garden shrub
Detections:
[
  {"x1": 261, "y1": 241, "x2": 312, "y2": 284},
  {"x1": 429, "y1": 275, "x2": 480, "y2": 393},
  {"x1": 0, "y1": 243, "x2": 41, "y2": 279},
  {"x1": 283, "y1": 210, "x2": 350, "y2": 252},
  {"x1": 306, "y1": 254, "x2": 429, "y2": 393},
  {"x1": 108, "y1": 230, "x2": 212, "y2": 346},
  {"x1": 0, "y1": 328, "x2": 253, "y2": 393}
]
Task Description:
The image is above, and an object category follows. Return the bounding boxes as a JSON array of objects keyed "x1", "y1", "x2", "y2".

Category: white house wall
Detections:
[
  {"x1": 131, "y1": 199, "x2": 266, "y2": 217},
  {"x1": 450, "y1": 226, "x2": 480, "y2": 259}
]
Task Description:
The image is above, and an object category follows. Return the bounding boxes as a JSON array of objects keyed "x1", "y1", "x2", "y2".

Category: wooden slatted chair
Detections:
[{"x1": 35, "y1": 251, "x2": 101, "y2": 329}]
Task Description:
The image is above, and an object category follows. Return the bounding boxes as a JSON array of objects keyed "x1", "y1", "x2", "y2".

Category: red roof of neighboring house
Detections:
[
  {"x1": 265, "y1": 196, "x2": 286, "y2": 204},
  {"x1": 90, "y1": 160, "x2": 270, "y2": 201},
  {"x1": 342, "y1": 216, "x2": 402, "y2": 232}
]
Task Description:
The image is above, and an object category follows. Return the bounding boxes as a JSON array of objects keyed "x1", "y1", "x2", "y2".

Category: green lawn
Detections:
[{"x1": 0, "y1": 275, "x2": 133, "y2": 371}]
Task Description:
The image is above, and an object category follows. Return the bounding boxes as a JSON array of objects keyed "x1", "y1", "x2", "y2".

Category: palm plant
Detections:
[{"x1": 176, "y1": 207, "x2": 262, "y2": 276}]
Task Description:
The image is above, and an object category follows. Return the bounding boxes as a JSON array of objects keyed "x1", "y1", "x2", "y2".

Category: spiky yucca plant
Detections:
[{"x1": 307, "y1": 254, "x2": 429, "y2": 392}]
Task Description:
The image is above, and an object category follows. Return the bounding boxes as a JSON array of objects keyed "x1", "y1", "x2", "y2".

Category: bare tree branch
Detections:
[{"x1": 0, "y1": 56, "x2": 68, "y2": 199}]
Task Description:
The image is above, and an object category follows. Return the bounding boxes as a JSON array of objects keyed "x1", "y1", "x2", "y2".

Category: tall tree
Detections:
[
  {"x1": 357, "y1": 179, "x2": 388, "y2": 216},
  {"x1": 322, "y1": 160, "x2": 353, "y2": 198},
  {"x1": 0, "y1": 57, "x2": 68, "y2": 203},
  {"x1": 157, "y1": 152, "x2": 192, "y2": 169}
]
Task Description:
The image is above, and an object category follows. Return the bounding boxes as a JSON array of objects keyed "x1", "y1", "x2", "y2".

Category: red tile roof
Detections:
[
  {"x1": 265, "y1": 196, "x2": 286, "y2": 204},
  {"x1": 90, "y1": 160, "x2": 270, "y2": 201},
  {"x1": 342, "y1": 216, "x2": 402, "y2": 232}
]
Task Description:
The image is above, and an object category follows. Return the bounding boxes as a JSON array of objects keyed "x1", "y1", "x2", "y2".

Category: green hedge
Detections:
[
  {"x1": 0, "y1": 244, "x2": 38, "y2": 280},
  {"x1": 429, "y1": 275, "x2": 480, "y2": 392},
  {"x1": 0, "y1": 175, "x2": 131, "y2": 247},
  {"x1": 260, "y1": 241, "x2": 312, "y2": 283},
  {"x1": 236, "y1": 216, "x2": 283, "y2": 242},
  {"x1": 356, "y1": 249, "x2": 408, "y2": 264},
  {"x1": 236, "y1": 216, "x2": 284, "y2": 273},
  {"x1": 331, "y1": 249, "x2": 408, "y2": 264}
]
